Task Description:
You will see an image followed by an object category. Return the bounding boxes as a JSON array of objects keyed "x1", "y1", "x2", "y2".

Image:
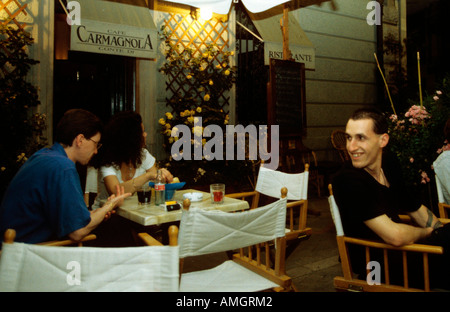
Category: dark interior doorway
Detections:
[{"x1": 53, "y1": 51, "x2": 136, "y2": 129}]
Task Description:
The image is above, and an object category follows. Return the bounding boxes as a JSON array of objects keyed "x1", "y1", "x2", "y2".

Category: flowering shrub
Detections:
[
  {"x1": 157, "y1": 28, "x2": 255, "y2": 189},
  {"x1": 158, "y1": 27, "x2": 234, "y2": 153},
  {"x1": 0, "y1": 25, "x2": 47, "y2": 196},
  {"x1": 387, "y1": 77, "x2": 450, "y2": 186}
]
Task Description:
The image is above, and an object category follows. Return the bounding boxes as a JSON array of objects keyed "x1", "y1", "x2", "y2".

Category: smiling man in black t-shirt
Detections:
[{"x1": 332, "y1": 108, "x2": 448, "y2": 288}]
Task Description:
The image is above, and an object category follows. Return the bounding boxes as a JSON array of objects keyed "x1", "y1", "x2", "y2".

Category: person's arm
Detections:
[
  {"x1": 408, "y1": 204, "x2": 443, "y2": 229},
  {"x1": 103, "y1": 165, "x2": 173, "y2": 196},
  {"x1": 104, "y1": 170, "x2": 155, "y2": 195},
  {"x1": 364, "y1": 214, "x2": 434, "y2": 247},
  {"x1": 68, "y1": 185, "x2": 131, "y2": 241}
]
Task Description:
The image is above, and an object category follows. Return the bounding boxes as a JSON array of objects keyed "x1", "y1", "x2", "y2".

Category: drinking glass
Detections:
[{"x1": 210, "y1": 183, "x2": 225, "y2": 204}]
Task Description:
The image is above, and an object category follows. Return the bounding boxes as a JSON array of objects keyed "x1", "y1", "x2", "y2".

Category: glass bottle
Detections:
[{"x1": 155, "y1": 169, "x2": 166, "y2": 205}]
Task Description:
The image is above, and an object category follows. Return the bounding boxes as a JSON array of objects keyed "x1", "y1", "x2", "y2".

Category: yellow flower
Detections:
[
  {"x1": 196, "y1": 106, "x2": 202, "y2": 113},
  {"x1": 1, "y1": 167, "x2": 5, "y2": 172},
  {"x1": 204, "y1": 94, "x2": 210, "y2": 101},
  {"x1": 193, "y1": 126, "x2": 203, "y2": 137},
  {"x1": 186, "y1": 74, "x2": 192, "y2": 79},
  {"x1": 165, "y1": 112, "x2": 173, "y2": 119},
  {"x1": 180, "y1": 111, "x2": 185, "y2": 117},
  {"x1": 165, "y1": 123, "x2": 171, "y2": 129},
  {"x1": 187, "y1": 116, "x2": 194, "y2": 123},
  {"x1": 216, "y1": 64, "x2": 222, "y2": 69},
  {"x1": 164, "y1": 129, "x2": 171, "y2": 136},
  {"x1": 224, "y1": 69, "x2": 230, "y2": 76},
  {"x1": 202, "y1": 138, "x2": 206, "y2": 146},
  {"x1": 198, "y1": 87, "x2": 204, "y2": 92},
  {"x1": 202, "y1": 52, "x2": 209, "y2": 58},
  {"x1": 159, "y1": 118, "x2": 166, "y2": 125},
  {"x1": 224, "y1": 120, "x2": 228, "y2": 125},
  {"x1": 209, "y1": 79, "x2": 214, "y2": 85},
  {"x1": 200, "y1": 62, "x2": 208, "y2": 71},
  {"x1": 169, "y1": 137, "x2": 174, "y2": 144}
]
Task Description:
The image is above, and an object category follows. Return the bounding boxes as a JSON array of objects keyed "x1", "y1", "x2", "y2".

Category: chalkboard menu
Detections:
[{"x1": 267, "y1": 59, "x2": 306, "y2": 137}]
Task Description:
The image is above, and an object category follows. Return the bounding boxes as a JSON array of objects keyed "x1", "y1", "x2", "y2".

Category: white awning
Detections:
[
  {"x1": 161, "y1": 0, "x2": 290, "y2": 14},
  {"x1": 70, "y1": 0, "x2": 157, "y2": 59},
  {"x1": 252, "y1": 11, "x2": 315, "y2": 70}
]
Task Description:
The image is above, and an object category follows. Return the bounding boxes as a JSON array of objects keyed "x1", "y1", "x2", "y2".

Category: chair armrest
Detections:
[
  {"x1": 226, "y1": 191, "x2": 259, "y2": 209},
  {"x1": 138, "y1": 232, "x2": 163, "y2": 246},
  {"x1": 398, "y1": 214, "x2": 412, "y2": 223},
  {"x1": 38, "y1": 234, "x2": 97, "y2": 246},
  {"x1": 343, "y1": 236, "x2": 444, "y2": 254},
  {"x1": 286, "y1": 199, "x2": 306, "y2": 209},
  {"x1": 226, "y1": 191, "x2": 258, "y2": 199}
]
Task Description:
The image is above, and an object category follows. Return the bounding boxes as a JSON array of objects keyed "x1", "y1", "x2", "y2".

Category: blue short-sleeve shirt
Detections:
[{"x1": 0, "y1": 143, "x2": 91, "y2": 244}]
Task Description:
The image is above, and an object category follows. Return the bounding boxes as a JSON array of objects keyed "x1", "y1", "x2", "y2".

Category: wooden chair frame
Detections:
[
  {"x1": 171, "y1": 190, "x2": 296, "y2": 292},
  {"x1": 331, "y1": 129, "x2": 350, "y2": 163},
  {"x1": 328, "y1": 184, "x2": 449, "y2": 292},
  {"x1": 2, "y1": 229, "x2": 178, "y2": 291},
  {"x1": 226, "y1": 163, "x2": 312, "y2": 246},
  {"x1": 435, "y1": 174, "x2": 450, "y2": 219},
  {"x1": 1, "y1": 229, "x2": 96, "y2": 247}
]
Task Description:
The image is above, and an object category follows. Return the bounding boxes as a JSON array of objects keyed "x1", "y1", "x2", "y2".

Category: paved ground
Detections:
[{"x1": 286, "y1": 197, "x2": 341, "y2": 292}]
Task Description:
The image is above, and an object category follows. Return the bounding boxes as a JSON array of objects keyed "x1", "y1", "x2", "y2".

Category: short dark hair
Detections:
[
  {"x1": 349, "y1": 107, "x2": 388, "y2": 135},
  {"x1": 55, "y1": 109, "x2": 103, "y2": 146}
]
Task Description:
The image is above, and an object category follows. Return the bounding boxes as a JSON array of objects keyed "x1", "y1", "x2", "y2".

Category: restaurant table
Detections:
[{"x1": 115, "y1": 189, "x2": 250, "y2": 226}]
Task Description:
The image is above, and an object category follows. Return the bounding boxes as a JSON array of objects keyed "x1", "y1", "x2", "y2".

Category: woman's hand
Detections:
[{"x1": 160, "y1": 168, "x2": 174, "y2": 183}]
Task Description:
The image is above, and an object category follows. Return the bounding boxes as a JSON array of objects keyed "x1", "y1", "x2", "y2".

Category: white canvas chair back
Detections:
[
  {"x1": 255, "y1": 166, "x2": 308, "y2": 200},
  {"x1": 435, "y1": 174, "x2": 445, "y2": 204},
  {"x1": 178, "y1": 197, "x2": 288, "y2": 292},
  {"x1": 178, "y1": 198, "x2": 287, "y2": 258},
  {"x1": 0, "y1": 242, "x2": 179, "y2": 292},
  {"x1": 328, "y1": 192, "x2": 344, "y2": 237}
]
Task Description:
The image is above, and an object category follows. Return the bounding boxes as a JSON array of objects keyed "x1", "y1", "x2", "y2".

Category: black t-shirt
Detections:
[
  {"x1": 331, "y1": 153, "x2": 422, "y2": 279},
  {"x1": 332, "y1": 152, "x2": 421, "y2": 241}
]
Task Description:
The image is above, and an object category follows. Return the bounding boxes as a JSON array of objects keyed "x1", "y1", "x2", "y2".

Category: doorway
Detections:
[{"x1": 53, "y1": 51, "x2": 136, "y2": 128}]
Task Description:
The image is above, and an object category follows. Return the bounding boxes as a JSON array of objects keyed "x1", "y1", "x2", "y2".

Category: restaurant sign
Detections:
[
  {"x1": 70, "y1": 20, "x2": 157, "y2": 59},
  {"x1": 264, "y1": 42, "x2": 315, "y2": 70}
]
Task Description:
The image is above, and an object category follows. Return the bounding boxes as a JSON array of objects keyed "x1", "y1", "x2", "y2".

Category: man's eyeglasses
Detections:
[{"x1": 88, "y1": 138, "x2": 102, "y2": 150}]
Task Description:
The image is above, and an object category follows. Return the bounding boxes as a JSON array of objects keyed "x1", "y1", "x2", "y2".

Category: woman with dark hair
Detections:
[{"x1": 91, "y1": 111, "x2": 172, "y2": 209}]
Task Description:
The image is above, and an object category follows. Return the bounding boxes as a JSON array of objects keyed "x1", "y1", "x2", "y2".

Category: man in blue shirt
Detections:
[{"x1": 0, "y1": 109, "x2": 130, "y2": 244}]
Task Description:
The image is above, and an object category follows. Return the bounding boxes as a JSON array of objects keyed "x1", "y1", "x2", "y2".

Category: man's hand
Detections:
[{"x1": 105, "y1": 185, "x2": 131, "y2": 210}]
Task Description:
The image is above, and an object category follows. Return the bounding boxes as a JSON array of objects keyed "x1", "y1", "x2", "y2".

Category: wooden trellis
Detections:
[
  {"x1": 0, "y1": 0, "x2": 28, "y2": 28},
  {"x1": 162, "y1": 12, "x2": 231, "y2": 111},
  {"x1": 1, "y1": 0, "x2": 29, "y2": 77}
]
